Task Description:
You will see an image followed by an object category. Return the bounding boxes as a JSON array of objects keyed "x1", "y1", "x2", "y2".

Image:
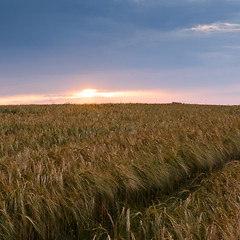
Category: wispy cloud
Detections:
[
  {"x1": 0, "y1": 89, "x2": 173, "y2": 105},
  {"x1": 191, "y1": 22, "x2": 240, "y2": 32},
  {"x1": 1, "y1": 84, "x2": 239, "y2": 105}
]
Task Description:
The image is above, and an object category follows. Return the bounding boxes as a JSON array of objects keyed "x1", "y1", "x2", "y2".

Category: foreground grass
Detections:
[
  {"x1": 93, "y1": 161, "x2": 240, "y2": 239},
  {"x1": 0, "y1": 103, "x2": 239, "y2": 239}
]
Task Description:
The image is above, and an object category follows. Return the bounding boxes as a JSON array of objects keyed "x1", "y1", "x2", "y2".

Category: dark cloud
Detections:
[{"x1": 0, "y1": 0, "x2": 240, "y2": 98}]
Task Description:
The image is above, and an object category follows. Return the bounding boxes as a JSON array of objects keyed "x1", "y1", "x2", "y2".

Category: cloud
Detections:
[
  {"x1": 191, "y1": 22, "x2": 240, "y2": 32},
  {"x1": 1, "y1": 84, "x2": 239, "y2": 105}
]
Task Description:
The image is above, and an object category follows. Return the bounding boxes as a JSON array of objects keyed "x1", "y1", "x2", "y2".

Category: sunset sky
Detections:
[{"x1": 1, "y1": 0, "x2": 240, "y2": 105}]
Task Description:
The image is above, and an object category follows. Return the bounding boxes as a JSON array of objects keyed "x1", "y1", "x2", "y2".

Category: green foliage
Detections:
[{"x1": 0, "y1": 103, "x2": 239, "y2": 239}]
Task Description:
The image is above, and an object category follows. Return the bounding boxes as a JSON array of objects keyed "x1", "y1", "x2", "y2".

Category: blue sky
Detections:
[{"x1": 1, "y1": 0, "x2": 240, "y2": 104}]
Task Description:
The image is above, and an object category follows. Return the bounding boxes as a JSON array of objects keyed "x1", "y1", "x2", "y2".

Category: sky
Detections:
[{"x1": 1, "y1": 0, "x2": 240, "y2": 105}]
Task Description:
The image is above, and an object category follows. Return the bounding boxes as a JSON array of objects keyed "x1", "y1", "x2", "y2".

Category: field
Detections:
[{"x1": 0, "y1": 103, "x2": 239, "y2": 239}]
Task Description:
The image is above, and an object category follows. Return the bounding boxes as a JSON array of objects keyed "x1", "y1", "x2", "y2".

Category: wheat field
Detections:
[{"x1": 0, "y1": 103, "x2": 239, "y2": 239}]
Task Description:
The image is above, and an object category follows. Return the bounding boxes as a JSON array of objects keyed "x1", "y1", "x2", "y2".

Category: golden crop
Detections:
[{"x1": 0, "y1": 103, "x2": 239, "y2": 239}]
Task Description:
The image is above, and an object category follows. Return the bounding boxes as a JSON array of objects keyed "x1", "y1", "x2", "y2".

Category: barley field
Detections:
[{"x1": 0, "y1": 103, "x2": 239, "y2": 239}]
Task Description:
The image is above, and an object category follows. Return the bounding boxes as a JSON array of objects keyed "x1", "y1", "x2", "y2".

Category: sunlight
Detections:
[
  {"x1": 71, "y1": 89, "x2": 124, "y2": 98},
  {"x1": 77, "y1": 89, "x2": 97, "y2": 98}
]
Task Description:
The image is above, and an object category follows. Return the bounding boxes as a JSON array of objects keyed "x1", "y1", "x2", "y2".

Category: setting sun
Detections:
[
  {"x1": 76, "y1": 89, "x2": 98, "y2": 98},
  {"x1": 71, "y1": 89, "x2": 124, "y2": 99}
]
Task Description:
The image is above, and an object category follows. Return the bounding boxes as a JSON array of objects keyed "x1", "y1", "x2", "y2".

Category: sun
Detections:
[
  {"x1": 71, "y1": 88, "x2": 126, "y2": 99},
  {"x1": 75, "y1": 89, "x2": 97, "y2": 98}
]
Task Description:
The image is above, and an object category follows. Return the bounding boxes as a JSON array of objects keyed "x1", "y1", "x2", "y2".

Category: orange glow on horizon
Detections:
[
  {"x1": 0, "y1": 89, "x2": 168, "y2": 105},
  {"x1": 0, "y1": 94, "x2": 46, "y2": 105},
  {"x1": 0, "y1": 86, "x2": 239, "y2": 105}
]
